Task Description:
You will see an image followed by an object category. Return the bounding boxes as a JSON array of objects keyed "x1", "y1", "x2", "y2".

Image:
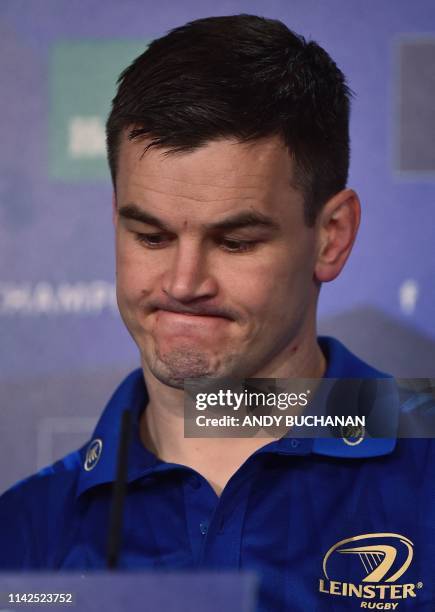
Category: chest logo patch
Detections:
[
  {"x1": 84, "y1": 438, "x2": 103, "y2": 471},
  {"x1": 319, "y1": 533, "x2": 424, "y2": 609}
]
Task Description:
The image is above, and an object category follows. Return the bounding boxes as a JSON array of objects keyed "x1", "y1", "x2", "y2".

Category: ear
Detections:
[
  {"x1": 314, "y1": 188, "x2": 361, "y2": 283},
  {"x1": 112, "y1": 191, "x2": 117, "y2": 228}
]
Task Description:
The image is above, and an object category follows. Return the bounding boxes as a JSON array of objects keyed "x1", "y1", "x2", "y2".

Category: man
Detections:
[{"x1": 0, "y1": 14, "x2": 433, "y2": 611}]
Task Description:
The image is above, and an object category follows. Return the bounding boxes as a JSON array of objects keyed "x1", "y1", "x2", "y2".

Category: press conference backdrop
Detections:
[{"x1": 0, "y1": 0, "x2": 434, "y2": 494}]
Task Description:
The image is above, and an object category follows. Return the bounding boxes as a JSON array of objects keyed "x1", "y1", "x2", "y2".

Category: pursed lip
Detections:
[
  {"x1": 157, "y1": 309, "x2": 229, "y2": 320},
  {"x1": 155, "y1": 307, "x2": 232, "y2": 320},
  {"x1": 155, "y1": 309, "x2": 233, "y2": 327}
]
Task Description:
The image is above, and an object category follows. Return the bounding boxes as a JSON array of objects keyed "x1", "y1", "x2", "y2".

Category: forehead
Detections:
[{"x1": 116, "y1": 132, "x2": 299, "y2": 204}]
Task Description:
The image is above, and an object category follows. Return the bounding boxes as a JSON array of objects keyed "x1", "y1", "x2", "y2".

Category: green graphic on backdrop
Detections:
[{"x1": 49, "y1": 41, "x2": 148, "y2": 181}]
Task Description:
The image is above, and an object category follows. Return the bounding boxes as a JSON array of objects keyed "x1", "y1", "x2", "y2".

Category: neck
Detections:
[{"x1": 139, "y1": 333, "x2": 326, "y2": 496}]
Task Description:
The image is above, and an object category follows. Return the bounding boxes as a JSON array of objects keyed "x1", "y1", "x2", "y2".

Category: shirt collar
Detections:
[
  {"x1": 76, "y1": 337, "x2": 397, "y2": 497},
  {"x1": 313, "y1": 336, "x2": 397, "y2": 458},
  {"x1": 76, "y1": 370, "x2": 160, "y2": 499}
]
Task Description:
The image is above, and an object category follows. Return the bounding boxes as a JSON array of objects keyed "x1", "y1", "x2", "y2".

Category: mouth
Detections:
[
  {"x1": 155, "y1": 309, "x2": 232, "y2": 330},
  {"x1": 156, "y1": 307, "x2": 232, "y2": 319}
]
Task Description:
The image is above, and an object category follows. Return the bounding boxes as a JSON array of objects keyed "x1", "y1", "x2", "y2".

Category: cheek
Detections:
[
  {"x1": 115, "y1": 239, "x2": 159, "y2": 301},
  {"x1": 218, "y1": 258, "x2": 286, "y2": 317},
  {"x1": 242, "y1": 247, "x2": 309, "y2": 290},
  {"x1": 226, "y1": 248, "x2": 314, "y2": 319}
]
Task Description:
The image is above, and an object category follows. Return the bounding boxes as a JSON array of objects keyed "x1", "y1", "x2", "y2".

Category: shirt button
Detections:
[
  {"x1": 199, "y1": 522, "x2": 208, "y2": 536},
  {"x1": 290, "y1": 439, "x2": 300, "y2": 449}
]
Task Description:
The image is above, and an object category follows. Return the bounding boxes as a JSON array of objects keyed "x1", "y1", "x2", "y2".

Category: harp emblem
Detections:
[
  {"x1": 323, "y1": 533, "x2": 414, "y2": 583},
  {"x1": 84, "y1": 438, "x2": 103, "y2": 471}
]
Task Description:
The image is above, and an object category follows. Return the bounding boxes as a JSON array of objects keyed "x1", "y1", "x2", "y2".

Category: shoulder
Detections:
[
  {"x1": 318, "y1": 336, "x2": 390, "y2": 378},
  {"x1": 0, "y1": 445, "x2": 84, "y2": 500},
  {"x1": 0, "y1": 445, "x2": 85, "y2": 569},
  {"x1": 0, "y1": 367, "x2": 144, "y2": 570}
]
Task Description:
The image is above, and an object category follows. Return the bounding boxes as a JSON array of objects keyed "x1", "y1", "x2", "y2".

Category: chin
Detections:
[
  {"x1": 146, "y1": 345, "x2": 216, "y2": 388},
  {"x1": 150, "y1": 370, "x2": 187, "y2": 390}
]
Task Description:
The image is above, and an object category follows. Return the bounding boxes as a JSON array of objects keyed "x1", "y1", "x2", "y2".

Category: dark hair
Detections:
[{"x1": 106, "y1": 14, "x2": 351, "y2": 226}]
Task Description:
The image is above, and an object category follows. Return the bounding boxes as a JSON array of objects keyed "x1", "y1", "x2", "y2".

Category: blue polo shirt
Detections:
[{"x1": 0, "y1": 337, "x2": 434, "y2": 610}]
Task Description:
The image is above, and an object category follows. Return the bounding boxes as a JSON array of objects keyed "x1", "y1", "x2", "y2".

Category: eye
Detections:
[
  {"x1": 219, "y1": 238, "x2": 258, "y2": 253},
  {"x1": 134, "y1": 233, "x2": 171, "y2": 248}
]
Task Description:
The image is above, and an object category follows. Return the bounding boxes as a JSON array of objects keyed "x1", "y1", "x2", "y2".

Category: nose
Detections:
[{"x1": 161, "y1": 239, "x2": 218, "y2": 303}]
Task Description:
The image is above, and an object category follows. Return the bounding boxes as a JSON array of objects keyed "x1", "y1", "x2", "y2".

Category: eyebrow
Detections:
[
  {"x1": 118, "y1": 204, "x2": 168, "y2": 230},
  {"x1": 118, "y1": 203, "x2": 280, "y2": 232}
]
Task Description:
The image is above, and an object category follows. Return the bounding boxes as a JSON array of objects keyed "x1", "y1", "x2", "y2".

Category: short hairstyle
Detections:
[{"x1": 106, "y1": 14, "x2": 351, "y2": 226}]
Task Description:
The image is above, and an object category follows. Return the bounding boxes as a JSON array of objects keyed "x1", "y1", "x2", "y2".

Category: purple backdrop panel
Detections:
[{"x1": 0, "y1": 1, "x2": 434, "y2": 493}]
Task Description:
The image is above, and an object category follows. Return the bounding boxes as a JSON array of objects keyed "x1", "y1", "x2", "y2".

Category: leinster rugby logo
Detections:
[
  {"x1": 84, "y1": 438, "x2": 103, "y2": 471},
  {"x1": 319, "y1": 533, "x2": 423, "y2": 609}
]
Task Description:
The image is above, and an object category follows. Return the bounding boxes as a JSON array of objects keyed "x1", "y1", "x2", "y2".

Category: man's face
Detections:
[{"x1": 114, "y1": 134, "x2": 320, "y2": 388}]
